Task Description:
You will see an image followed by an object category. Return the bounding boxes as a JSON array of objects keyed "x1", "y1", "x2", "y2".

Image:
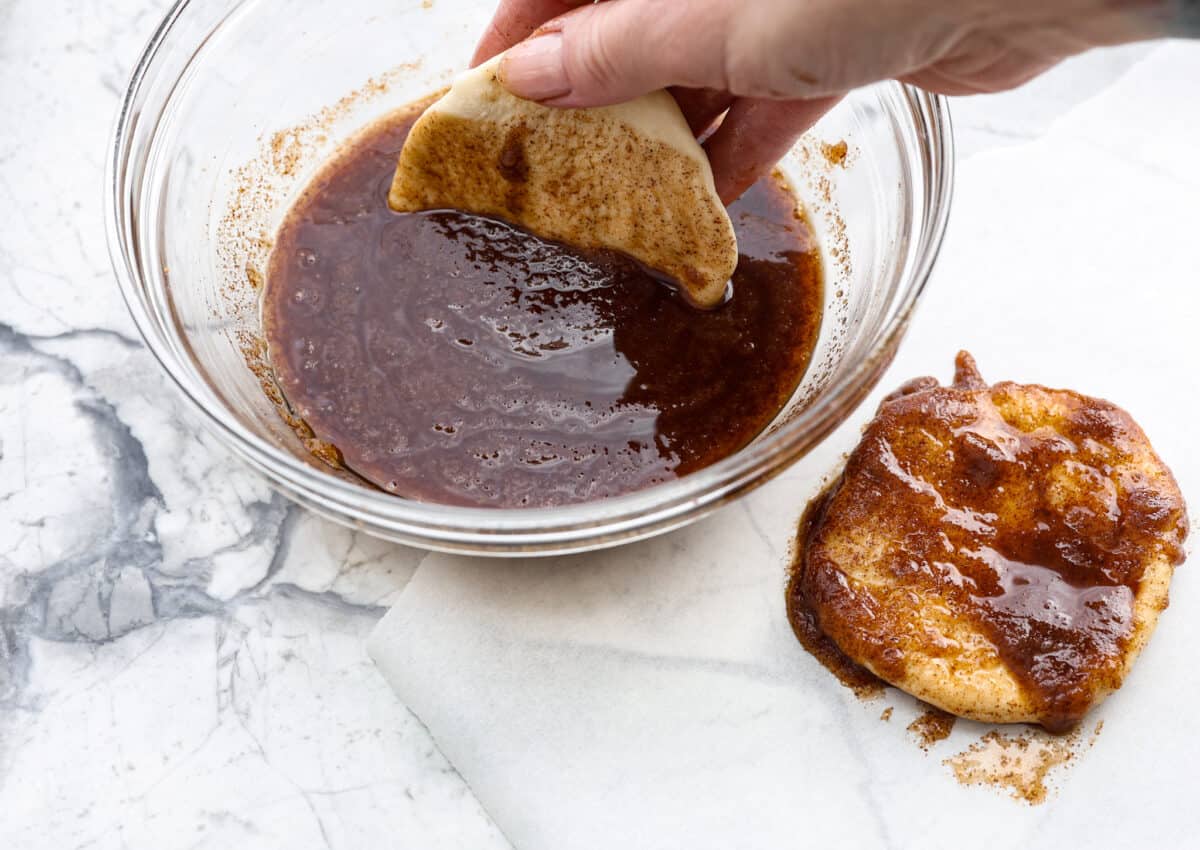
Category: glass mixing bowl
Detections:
[{"x1": 107, "y1": 0, "x2": 954, "y2": 555}]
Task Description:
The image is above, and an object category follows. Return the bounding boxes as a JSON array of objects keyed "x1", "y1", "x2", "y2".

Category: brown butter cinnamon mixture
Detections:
[{"x1": 264, "y1": 102, "x2": 824, "y2": 507}]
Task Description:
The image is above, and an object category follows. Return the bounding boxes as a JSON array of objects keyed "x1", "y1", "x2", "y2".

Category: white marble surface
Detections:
[{"x1": 0, "y1": 2, "x2": 1195, "y2": 848}]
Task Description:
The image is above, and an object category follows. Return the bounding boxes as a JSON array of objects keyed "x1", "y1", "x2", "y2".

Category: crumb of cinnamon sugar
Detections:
[
  {"x1": 907, "y1": 706, "x2": 956, "y2": 750},
  {"x1": 944, "y1": 726, "x2": 1094, "y2": 805},
  {"x1": 821, "y1": 139, "x2": 849, "y2": 168}
]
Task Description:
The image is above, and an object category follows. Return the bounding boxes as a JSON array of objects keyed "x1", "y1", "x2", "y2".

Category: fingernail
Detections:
[{"x1": 501, "y1": 33, "x2": 570, "y2": 102}]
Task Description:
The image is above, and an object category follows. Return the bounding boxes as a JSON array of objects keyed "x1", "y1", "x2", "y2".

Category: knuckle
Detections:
[
  {"x1": 572, "y1": 19, "x2": 624, "y2": 91},
  {"x1": 721, "y1": 15, "x2": 815, "y2": 98}
]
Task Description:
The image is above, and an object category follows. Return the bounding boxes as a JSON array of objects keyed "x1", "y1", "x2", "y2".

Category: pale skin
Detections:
[{"x1": 472, "y1": 0, "x2": 1197, "y2": 203}]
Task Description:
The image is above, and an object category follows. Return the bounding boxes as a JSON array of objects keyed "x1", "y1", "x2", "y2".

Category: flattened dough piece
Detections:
[
  {"x1": 388, "y1": 56, "x2": 737, "y2": 308},
  {"x1": 791, "y1": 352, "x2": 1189, "y2": 731}
]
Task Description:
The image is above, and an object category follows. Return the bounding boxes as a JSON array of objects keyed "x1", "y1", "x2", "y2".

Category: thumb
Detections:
[{"x1": 500, "y1": 1, "x2": 733, "y2": 107}]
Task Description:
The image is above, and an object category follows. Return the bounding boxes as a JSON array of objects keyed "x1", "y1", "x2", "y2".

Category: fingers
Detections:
[
  {"x1": 471, "y1": 0, "x2": 590, "y2": 67},
  {"x1": 501, "y1": 1, "x2": 733, "y2": 106},
  {"x1": 480, "y1": 6, "x2": 734, "y2": 136},
  {"x1": 496, "y1": 0, "x2": 946, "y2": 107},
  {"x1": 704, "y1": 96, "x2": 842, "y2": 205}
]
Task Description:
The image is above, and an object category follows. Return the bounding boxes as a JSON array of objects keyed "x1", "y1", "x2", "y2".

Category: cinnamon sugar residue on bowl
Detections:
[
  {"x1": 213, "y1": 64, "x2": 428, "y2": 475},
  {"x1": 821, "y1": 139, "x2": 849, "y2": 168},
  {"x1": 217, "y1": 63, "x2": 423, "y2": 319}
]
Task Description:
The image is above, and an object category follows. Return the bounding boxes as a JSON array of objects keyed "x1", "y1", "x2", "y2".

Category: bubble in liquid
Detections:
[{"x1": 296, "y1": 248, "x2": 319, "y2": 268}]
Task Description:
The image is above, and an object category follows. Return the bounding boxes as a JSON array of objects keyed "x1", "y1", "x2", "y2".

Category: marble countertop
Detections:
[{"x1": 0, "y1": 2, "x2": 1194, "y2": 848}]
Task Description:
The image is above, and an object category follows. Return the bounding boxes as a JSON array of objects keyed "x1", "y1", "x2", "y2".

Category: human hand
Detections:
[{"x1": 473, "y1": 0, "x2": 1180, "y2": 202}]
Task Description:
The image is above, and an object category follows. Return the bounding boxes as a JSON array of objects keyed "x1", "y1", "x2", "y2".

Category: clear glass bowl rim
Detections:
[{"x1": 105, "y1": 0, "x2": 955, "y2": 555}]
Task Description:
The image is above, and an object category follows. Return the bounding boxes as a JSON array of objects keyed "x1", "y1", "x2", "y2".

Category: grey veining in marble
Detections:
[{"x1": 0, "y1": 2, "x2": 505, "y2": 847}]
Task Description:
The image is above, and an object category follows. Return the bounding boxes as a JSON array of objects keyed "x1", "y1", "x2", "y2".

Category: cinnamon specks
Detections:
[{"x1": 907, "y1": 706, "x2": 956, "y2": 750}]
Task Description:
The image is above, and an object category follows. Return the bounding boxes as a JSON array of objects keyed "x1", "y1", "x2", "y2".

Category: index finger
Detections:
[{"x1": 471, "y1": 0, "x2": 591, "y2": 67}]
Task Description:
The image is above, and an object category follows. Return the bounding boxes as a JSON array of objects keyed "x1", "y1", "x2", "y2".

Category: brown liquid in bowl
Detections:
[{"x1": 264, "y1": 102, "x2": 823, "y2": 507}]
